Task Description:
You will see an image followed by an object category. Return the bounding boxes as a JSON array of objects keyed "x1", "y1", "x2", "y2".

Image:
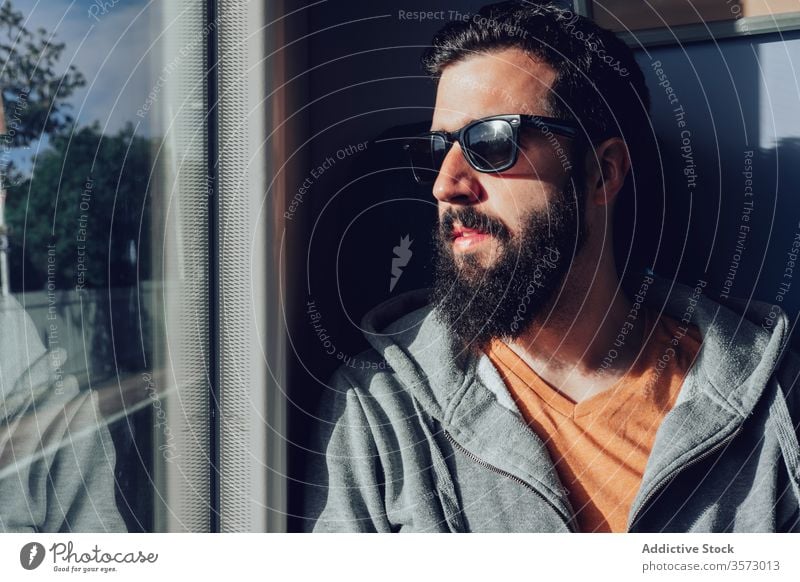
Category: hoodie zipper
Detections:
[
  {"x1": 444, "y1": 430, "x2": 578, "y2": 532},
  {"x1": 627, "y1": 425, "x2": 743, "y2": 532}
]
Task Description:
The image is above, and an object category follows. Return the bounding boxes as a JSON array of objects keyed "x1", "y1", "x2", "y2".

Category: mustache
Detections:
[{"x1": 438, "y1": 207, "x2": 512, "y2": 242}]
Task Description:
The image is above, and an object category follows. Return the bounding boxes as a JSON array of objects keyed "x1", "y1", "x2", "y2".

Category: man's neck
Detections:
[{"x1": 505, "y1": 264, "x2": 647, "y2": 404}]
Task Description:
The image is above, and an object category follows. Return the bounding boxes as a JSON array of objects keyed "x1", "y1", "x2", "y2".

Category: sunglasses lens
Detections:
[
  {"x1": 406, "y1": 134, "x2": 447, "y2": 184},
  {"x1": 464, "y1": 119, "x2": 515, "y2": 171}
]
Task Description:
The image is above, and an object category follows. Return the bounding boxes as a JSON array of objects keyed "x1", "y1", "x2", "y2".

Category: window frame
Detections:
[{"x1": 573, "y1": 0, "x2": 800, "y2": 47}]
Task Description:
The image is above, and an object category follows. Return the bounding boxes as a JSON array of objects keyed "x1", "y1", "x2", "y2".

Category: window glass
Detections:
[{"x1": 0, "y1": 0, "x2": 210, "y2": 532}]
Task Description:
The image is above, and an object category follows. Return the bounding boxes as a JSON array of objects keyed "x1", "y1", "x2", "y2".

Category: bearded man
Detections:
[{"x1": 306, "y1": 1, "x2": 800, "y2": 532}]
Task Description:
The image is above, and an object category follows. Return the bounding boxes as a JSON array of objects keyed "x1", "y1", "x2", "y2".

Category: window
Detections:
[{"x1": 0, "y1": 0, "x2": 213, "y2": 532}]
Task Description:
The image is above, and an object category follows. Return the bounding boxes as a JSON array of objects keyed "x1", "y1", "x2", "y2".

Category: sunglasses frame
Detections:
[{"x1": 404, "y1": 113, "x2": 579, "y2": 184}]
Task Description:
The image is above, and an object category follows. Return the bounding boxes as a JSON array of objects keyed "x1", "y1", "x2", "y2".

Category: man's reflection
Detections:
[{"x1": 0, "y1": 294, "x2": 125, "y2": 532}]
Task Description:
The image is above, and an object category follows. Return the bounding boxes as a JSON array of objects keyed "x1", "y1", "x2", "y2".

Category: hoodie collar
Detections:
[
  {"x1": 361, "y1": 274, "x2": 790, "y2": 425},
  {"x1": 360, "y1": 274, "x2": 792, "y2": 525},
  {"x1": 360, "y1": 287, "x2": 576, "y2": 525}
]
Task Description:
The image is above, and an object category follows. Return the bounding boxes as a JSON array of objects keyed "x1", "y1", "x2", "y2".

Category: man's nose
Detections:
[{"x1": 432, "y1": 142, "x2": 484, "y2": 205}]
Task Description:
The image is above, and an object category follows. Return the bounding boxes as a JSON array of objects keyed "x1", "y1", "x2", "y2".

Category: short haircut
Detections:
[{"x1": 422, "y1": 1, "x2": 651, "y2": 166}]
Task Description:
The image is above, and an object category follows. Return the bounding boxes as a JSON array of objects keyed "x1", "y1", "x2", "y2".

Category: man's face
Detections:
[{"x1": 428, "y1": 47, "x2": 586, "y2": 353}]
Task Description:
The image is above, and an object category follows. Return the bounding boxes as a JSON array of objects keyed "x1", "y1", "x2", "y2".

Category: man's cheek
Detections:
[{"x1": 499, "y1": 208, "x2": 528, "y2": 237}]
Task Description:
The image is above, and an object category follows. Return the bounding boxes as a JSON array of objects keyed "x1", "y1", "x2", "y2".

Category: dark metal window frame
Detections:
[{"x1": 207, "y1": 0, "x2": 221, "y2": 534}]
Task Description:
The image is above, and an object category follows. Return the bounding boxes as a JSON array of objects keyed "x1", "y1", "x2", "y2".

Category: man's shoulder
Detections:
[
  {"x1": 327, "y1": 345, "x2": 396, "y2": 390},
  {"x1": 321, "y1": 345, "x2": 409, "y2": 415},
  {"x1": 776, "y1": 348, "x2": 800, "y2": 407},
  {"x1": 360, "y1": 288, "x2": 434, "y2": 337},
  {"x1": 320, "y1": 289, "x2": 451, "y2": 423},
  {"x1": 771, "y1": 348, "x2": 800, "y2": 512}
]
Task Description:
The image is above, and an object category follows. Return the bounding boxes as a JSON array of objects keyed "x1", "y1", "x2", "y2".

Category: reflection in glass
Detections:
[{"x1": 0, "y1": 0, "x2": 210, "y2": 532}]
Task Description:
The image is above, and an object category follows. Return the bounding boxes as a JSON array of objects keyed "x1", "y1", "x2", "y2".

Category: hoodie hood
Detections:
[{"x1": 361, "y1": 273, "x2": 790, "y2": 422}]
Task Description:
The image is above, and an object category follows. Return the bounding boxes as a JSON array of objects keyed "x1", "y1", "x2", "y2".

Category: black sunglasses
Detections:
[{"x1": 403, "y1": 113, "x2": 579, "y2": 184}]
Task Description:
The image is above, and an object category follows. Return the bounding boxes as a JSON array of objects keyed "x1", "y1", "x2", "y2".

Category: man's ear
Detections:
[{"x1": 583, "y1": 137, "x2": 631, "y2": 207}]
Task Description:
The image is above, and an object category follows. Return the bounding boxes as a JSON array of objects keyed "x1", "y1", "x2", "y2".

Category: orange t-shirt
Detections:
[{"x1": 485, "y1": 310, "x2": 702, "y2": 532}]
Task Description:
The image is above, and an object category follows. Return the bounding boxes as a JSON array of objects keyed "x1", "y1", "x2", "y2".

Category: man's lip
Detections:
[
  {"x1": 451, "y1": 225, "x2": 492, "y2": 252},
  {"x1": 451, "y1": 226, "x2": 488, "y2": 240}
]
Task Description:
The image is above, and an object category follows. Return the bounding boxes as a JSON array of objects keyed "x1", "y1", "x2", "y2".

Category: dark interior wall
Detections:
[
  {"x1": 634, "y1": 31, "x2": 800, "y2": 327},
  {"x1": 284, "y1": 1, "x2": 800, "y2": 530}
]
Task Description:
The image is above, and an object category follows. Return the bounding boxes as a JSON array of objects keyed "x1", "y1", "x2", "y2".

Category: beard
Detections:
[{"x1": 429, "y1": 176, "x2": 586, "y2": 355}]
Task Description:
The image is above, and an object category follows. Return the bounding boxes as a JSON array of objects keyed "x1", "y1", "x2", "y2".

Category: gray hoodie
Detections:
[
  {"x1": 0, "y1": 295, "x2": 126, "y2": 532},
  {"x1": 307, "y1": 275, "x2": 800, "y2": 532}
]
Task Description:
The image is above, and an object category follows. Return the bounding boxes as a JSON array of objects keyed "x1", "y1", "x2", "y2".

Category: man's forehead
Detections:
[{"x1": 431, "y1": 48, "x2": 557, "y2": 130}]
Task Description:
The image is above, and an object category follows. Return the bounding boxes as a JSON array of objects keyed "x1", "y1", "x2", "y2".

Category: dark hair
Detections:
[{"x1": 422, "y1": 1, "x2": 651, "y2": 161}]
